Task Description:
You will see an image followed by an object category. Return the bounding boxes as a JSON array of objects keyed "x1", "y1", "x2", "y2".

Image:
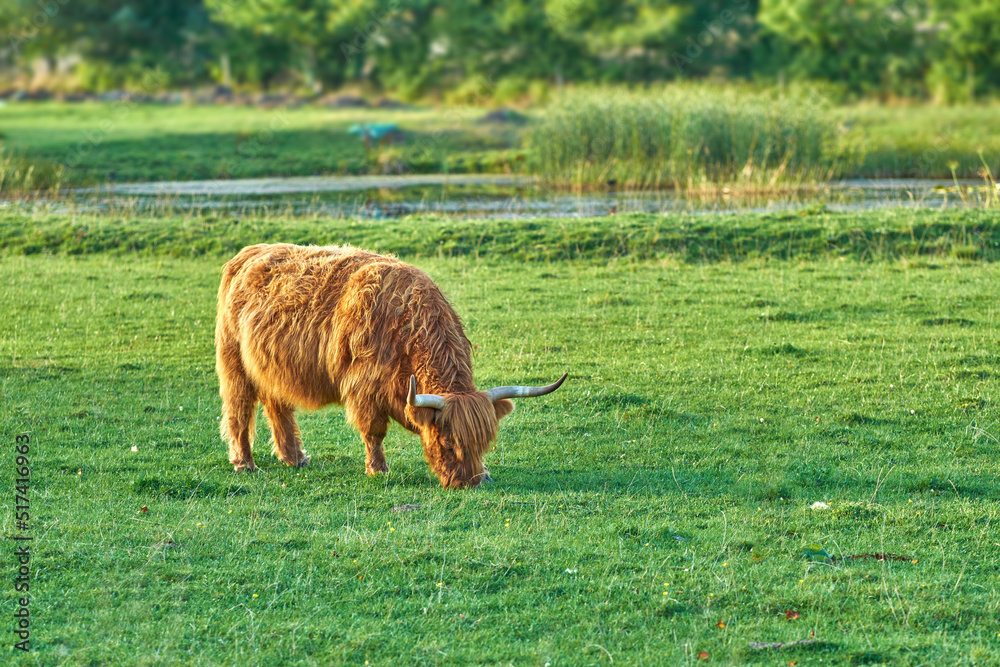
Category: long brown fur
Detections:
[{"x1": 215, "y1": 243, "x2": 514, "y2": 488}]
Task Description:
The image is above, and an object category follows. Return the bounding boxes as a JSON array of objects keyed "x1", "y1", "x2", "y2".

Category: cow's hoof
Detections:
[
  {"x1": 278, "y1": 454, "x2": 309, "y2": 468},
  {"x1": 233, "y1": 462, "x2": 257, "y2": 473},
  {"x1": 366, "y1": 463, "x2": 390, "y2": 475}
]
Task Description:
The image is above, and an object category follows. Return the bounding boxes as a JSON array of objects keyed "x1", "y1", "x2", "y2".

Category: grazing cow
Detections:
[{"x1": 215, "y1": 243, "x2": 566, "y2": 488}]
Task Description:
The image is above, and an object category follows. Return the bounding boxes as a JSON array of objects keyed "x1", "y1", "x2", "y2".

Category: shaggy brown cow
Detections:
[{"x1": 215, "y1": 243, "x2": 566, "y2": 488}]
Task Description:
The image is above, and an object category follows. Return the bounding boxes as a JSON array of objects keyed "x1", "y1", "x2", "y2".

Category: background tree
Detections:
[
  {"x1": 1, "y1": 0, "x2": 999, "y2": 98},
  {"x1": 206, "y1": 0, "x2": 426, "y2": 91},
  {"x1": 1, "y1": 0, "x2": 222, "y2": 88},
  {"x1": 756, "y1": 0, "x2": 929, "y2": 96},
  {"x1": 927, "y1": 0, "x2": 1000, "y2": 101}
]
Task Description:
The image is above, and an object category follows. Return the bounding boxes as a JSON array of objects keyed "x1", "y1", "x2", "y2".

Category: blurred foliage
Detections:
[
  {"x1": 756, "y1": 0, "x2": 929, "y2": 96},
  {"x1": 757, "y1": 0, "x2": 1000, "y2": 101},
  {"x1": 0, "y1": 0, "x2": 998, "y2": 98}
]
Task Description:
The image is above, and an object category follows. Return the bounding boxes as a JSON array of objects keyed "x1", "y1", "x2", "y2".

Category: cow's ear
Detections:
[
  {"x1": 407, "y1": 406, "x2": 438, "y2": 429},
  {"x1": 493, "y1": 399, "x2": 514, "y2": 421}
]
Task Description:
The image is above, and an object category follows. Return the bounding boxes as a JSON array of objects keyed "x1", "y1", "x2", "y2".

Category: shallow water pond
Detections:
[{"x1": 62, "y1": 173, "x2": 1000, "y2": 219}]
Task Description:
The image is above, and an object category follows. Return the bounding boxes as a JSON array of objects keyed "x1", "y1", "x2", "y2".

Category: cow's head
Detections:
[{"x1": 405, "y1": 374, "x2": 567, "y2": 489}]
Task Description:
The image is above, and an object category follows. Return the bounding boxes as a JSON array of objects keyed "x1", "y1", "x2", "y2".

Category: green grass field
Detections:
[
  {"x1": 2, "y1": 208, "x2": 999, "y2": 664},
  {"x1": 2, "y1": 96, "x2": 1000, "y2": 191},
  {"x1": 831, "y1": 103, "x2": 1000, "y2": 180},
  {"x1": 0, "y1": 102, "x2": 524, "y2": 187}
]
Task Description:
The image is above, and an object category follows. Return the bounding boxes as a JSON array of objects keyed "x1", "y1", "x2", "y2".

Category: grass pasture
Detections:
[
  {"x1": 2, "y1": 94, "x2": 1000, "y2": 194},
  {"x1": 2, "y1": 209, "x2": 1000, "y2": 664},
  {"x1": 0, "y1": 102, "x2": 524, "y2": 188}
]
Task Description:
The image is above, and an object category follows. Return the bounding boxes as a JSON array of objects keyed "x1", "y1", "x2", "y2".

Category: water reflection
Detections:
[{"x1": 51, "y1": 174, "x2": 1000, "y2": 219}]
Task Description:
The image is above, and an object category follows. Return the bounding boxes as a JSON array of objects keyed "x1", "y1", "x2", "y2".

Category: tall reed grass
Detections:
[
  {"x1": 529, "y1": 85, "x2": 848, "y2": 191},
  {"x1": 0, "y1": 151, "x2": 64, "y2": 198}
]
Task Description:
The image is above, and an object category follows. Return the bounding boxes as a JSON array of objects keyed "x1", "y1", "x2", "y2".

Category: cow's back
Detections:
[{"x1": 216, "y1": 244, "x2": 392, "y2": 409}]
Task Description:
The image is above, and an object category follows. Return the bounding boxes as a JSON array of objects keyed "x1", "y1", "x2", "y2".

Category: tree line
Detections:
[{"x1": 1, "y1": 0, "x2": 997, "y2": 101}]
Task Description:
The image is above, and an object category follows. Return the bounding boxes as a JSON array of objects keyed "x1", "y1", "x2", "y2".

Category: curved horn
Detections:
[
  {"x1": 408, "y1": 375, "x2": 447, "y2": 411},
  {"x1": 485, "y1": 373, "x2": 568, "y2": 403}
]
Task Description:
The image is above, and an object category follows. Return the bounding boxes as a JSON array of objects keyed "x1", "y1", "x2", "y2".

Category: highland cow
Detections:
[{"x1": 215, "y1": 243, "x2": 566, "y2": 488}]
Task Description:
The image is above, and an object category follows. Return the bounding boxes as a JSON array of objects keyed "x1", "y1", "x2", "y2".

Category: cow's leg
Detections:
[
  {"x1": 262, "y1": 399, "x2": 309, "y2": 468},
  {"x1": 349, "y1": 403, "x2": 390, "y2": 474},
  {"x1": 363, "y1": 420, "x2": 390, "y2": 475},
  {"x1": 218, "y1": 352, "x2": 258, "y2": 472}
]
